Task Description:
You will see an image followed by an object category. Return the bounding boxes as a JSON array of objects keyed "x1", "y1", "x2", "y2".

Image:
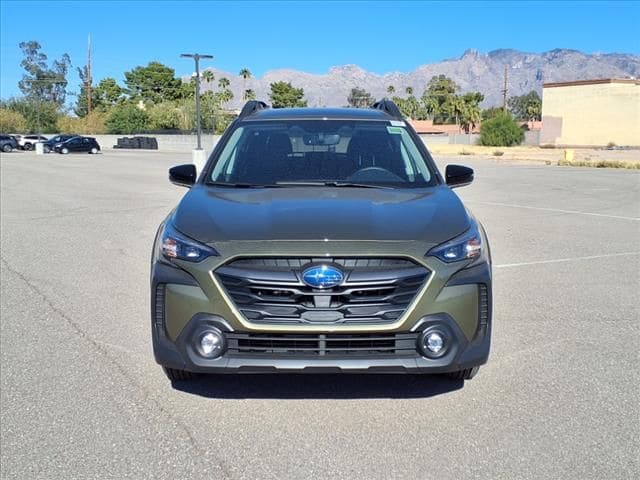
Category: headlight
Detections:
[
  {"x1": 161, "y1": 221, "x2": 218, "y2": 262},
  {"x1": 427, "y1": 221, "x2": 482, "y2": 263}
]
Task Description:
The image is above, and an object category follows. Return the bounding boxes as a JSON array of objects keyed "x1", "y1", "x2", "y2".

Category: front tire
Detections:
[
  {"x1": 44, "y1": 145, "x2": 51, "y2": 153},
  {"x1": 162, "y1": 367, "x2": 199, "y2": 382},
  {"x1": 90, "y1": 147, "x2": 98, "y2": 154},
  {"x1": 23, "y1": 143, "x2": 33, "y2": 151},
  {"x1": 61, "y1": 147, "x2": 69, "y2": 154}
]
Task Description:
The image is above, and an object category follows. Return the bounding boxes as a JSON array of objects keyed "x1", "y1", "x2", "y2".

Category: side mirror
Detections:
[
  {"x1": 169, "y1": 164, "x2": 197, "y2": 188},
  {"x1": 445, "y1": 164, "x2": 474, "y2": 188}
]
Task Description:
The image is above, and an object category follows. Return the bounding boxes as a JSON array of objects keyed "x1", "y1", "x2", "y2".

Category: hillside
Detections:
[{"x1": 192, "y1": 48, "x2": 639, "y2": 108}]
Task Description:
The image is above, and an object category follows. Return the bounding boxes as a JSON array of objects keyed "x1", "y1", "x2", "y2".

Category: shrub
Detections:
[
  {"x1": 105, "y1": 103, "x2": 150, "y2": 134},
  {"x1": 57, "y1": 111, "x2": 107, "y2": 134},
  {"x1": 479, "y1": 113, "x2": 524, "y2": 147},
  {"x1": 148, "y1": 102, "x2": 182, "y2": 130},
  {"x1": 493, "y1": 150, "x2": 504, "y2": 156},
  {"x1": 0, "y1": 99, "x2": 59, "y2": 133},
  {"x1": 0, "y1": 108, "x2": 27, "y2": 132}
]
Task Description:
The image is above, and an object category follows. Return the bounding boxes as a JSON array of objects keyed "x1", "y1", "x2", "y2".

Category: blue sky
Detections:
[{"x1": 1, "y1": 0, "x2": 638, "y2": 99}]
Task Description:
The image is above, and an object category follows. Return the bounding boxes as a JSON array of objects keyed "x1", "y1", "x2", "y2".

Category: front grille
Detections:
[
  {"x1": 216, "y1": 257, "x2": 430, "y2": 326},
  {"x1": 226, "y1": 332, "x2": 419, "y2": 357}
]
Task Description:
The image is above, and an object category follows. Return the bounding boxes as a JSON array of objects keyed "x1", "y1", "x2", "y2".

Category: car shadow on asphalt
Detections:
[{"x1": 171, "y1": 374, "x2": 464, "y2": 399}]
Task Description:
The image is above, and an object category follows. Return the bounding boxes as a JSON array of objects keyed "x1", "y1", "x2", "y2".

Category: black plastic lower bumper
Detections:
[{"x1": 152, "y1": 312, "x2": 490, "y2": 374}]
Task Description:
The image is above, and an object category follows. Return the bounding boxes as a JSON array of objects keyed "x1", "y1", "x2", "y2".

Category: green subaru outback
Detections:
[{"x1": 151, "y1": 100, "x2": 492, "y2": 382}]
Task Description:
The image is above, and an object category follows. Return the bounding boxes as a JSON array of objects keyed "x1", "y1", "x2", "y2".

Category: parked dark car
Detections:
[
  {"x1": 53, "y1": 136, "x2": 101, "y2": 154},
  {"x1": 0, "y1": 135, "x2": 19, "y2": 152},
  {"x1": 152, "y1": 100, "x2": 492, "y2": 383},
  {"x1": 43, "y1": 134, "x2": 77, "y2": 153}
]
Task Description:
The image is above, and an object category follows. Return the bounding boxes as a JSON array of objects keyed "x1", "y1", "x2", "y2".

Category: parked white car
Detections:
[{"x1": 18, "y1": 135, "x2": 48, "y2": 150}]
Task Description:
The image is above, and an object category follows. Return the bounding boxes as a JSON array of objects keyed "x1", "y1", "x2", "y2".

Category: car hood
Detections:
[{"x1": 173, "y1": 185, "x2": 470, "y2": 245}]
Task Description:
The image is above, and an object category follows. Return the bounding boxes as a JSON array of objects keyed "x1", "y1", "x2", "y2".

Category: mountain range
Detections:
[{"x1": 192, "y1": 48, "x2": 640, "y2": 108}]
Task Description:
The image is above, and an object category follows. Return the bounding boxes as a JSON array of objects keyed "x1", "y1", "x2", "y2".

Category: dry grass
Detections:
[
  {"x1": 557, "y1": 158, "x2": 640, "y2": 169},
  {"x1": 427, "y1": 143, "x2": 640, "y2": 169}
]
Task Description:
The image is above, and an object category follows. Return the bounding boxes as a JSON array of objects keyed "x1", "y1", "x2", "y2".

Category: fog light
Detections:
[
  {"x1": 196, "y1": 330, "x2": 225, "y2": 358},
  {"x1": 425, "y1": 332, "x2": 444, "y2": 353},
  {"x1": 419, "y1": 330, "x2": 448, "y2": 358}
]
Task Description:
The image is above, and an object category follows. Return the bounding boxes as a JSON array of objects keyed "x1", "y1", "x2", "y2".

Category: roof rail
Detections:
[
  {"x1": 238, "y1": 100, "x2": 269, "y2": 119},
  {"x1": 371, "y1": 98, "x2": 403, "y2": 120}
]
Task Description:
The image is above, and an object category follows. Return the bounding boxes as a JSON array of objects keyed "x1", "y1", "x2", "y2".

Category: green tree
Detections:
[
  {"x1": 1, "y1": 97, "x2": 59, "y2": 133},
  {"x1": 74, "y1": 65, "x2": 96, "y2": 117},
  {"x1": 0, "y1": 108, "x2": 27, "y2": 132},
  {"x1": 244, "y1": 89, "x2": 256, "y2": 101},
  {"x1": 387, "y1": 85, "x2": 395, "y2": 95},
  {"x1": 93, "y1": 78, "x2": 125, "y2": 111},
  {"x1": 479, "y1": 112, "x2": 524, "y2": 146},
  {"x1": 508, "y1": 91, "x2": 542, "y2": 121},
  {"x1": 239, "y1": 68, "x2": 252, "y2": 100},
  {"x1": 202, "y1": 70, "x2": 215, "y2": 85},
  {"x1": 421, "y1": 75, "x2": 460, "y2": 123},
  {"x1": 105, "y1": 104, "x2": 150, "y2": 134},
  {"x1": 457, "y1": 92, "x2": 484, "y2": 133},
  {"x1": 269, "y1": 81, "x2": 307, "y2": 108},
  {"x1": 18, "y1": 41, "x2": 71, "y2": 107},
  {"x1": 347, "y1": 87, "x2": 375, "y2": 108},
  {"x1": 124, "y1": 62, "x2": 182, "y2": 104},
  {"x1": 218, "y1": 77, "x2": 230, "y2": 89},
  {"x1": 405, "y1": 86, "x2": 413, "y2": 96}
]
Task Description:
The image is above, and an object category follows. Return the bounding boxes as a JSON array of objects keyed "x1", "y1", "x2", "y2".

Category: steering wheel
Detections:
[{"x1": 347, "y1": 166, "x2": 404, "y2": 183}]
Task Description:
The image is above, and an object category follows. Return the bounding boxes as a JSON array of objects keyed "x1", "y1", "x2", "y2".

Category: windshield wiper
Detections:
[
  {"x1": 207, "y1": 181, "x2": 269, "y2": 188},
  {"x1": 274, "y1": 181, "x2": 394, "y2": 190}
]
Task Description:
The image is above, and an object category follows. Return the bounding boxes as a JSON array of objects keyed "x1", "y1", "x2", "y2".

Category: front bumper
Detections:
[
  {"x1": 152, "y1": 311, "x2": 491, "y2": 374},
  {"x1": 150, "y1": 239, "x2": 492, "y2": 374}
]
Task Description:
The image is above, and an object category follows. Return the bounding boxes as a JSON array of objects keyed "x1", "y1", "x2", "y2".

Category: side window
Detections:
[{"x1": 83, "y1": 138, "x2": 90, "y2": 144}]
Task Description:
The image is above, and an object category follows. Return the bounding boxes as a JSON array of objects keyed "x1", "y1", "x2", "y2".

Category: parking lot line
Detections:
[
  {"x1": 495, "y1": 251, "x2": 640, "y2": 269},
  {"x1": 472, "y1": 201, "x2": 640, "y2": 221}
]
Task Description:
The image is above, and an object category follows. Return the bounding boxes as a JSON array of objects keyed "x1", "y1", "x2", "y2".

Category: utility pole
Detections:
[
  {"x1": 502, "y1": 65, "x2": 508, "y2": 111},
  {"x1": 87, "y1": 35, "x2": 92, "y2": 115},
  {"x1": 180, "y1": 53, "x2": 214, "y2": 151}
]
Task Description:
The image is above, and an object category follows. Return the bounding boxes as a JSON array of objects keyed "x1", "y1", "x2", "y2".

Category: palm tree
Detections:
[
  {"x1": 405, "y1": 86, "x2": 413, "y2": 96},
  {"x1": 244, "y1": 89, "x2": 256, "y2": 101},
  {"x1": 239, "y1": 68, "x2": 252, "y2": 100},
  {"x1": 387, "y1": 85, "x2": 395, "y2": 95},
  {"x1": 202, "y1": 70, "x2": 215, "y2": 85},
  {"x1": 218, "y1": 77, "x2": 230, "y2": 90}
]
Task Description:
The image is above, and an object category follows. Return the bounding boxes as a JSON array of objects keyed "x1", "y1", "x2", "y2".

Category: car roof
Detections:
[{"x1": 242, "y1": 107, "x2": 395, "y2": 122}]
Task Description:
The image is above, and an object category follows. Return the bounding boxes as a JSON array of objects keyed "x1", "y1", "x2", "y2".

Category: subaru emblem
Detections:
[{"x1": 301, "y1": 265, "x2": 344, "y2": 289}]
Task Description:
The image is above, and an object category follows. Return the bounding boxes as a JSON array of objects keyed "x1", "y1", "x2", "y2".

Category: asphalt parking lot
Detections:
[{"x1": 1, "y1": 149, "x2": 639, "y2": 479}]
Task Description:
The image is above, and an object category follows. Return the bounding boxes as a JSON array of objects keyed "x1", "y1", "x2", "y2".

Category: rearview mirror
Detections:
[
  {"x1": 303, "y1": 133, "x2": 340, "y2": 146},
  {"x1": 445, "y1": 164, "x2": 474, "y2": 188},
  {"x1": 169, "y1": 164, "x2": 197, "y2": 188}
]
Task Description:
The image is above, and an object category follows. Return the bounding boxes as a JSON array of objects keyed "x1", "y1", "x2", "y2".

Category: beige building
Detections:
[{"x1": 540, "y1": 79, "x2": 640, "y2": 147}]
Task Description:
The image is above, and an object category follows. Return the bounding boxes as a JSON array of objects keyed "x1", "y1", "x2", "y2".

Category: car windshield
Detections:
[{"x1": 209, "y1": 120, "x2": 437, "y2": 188}]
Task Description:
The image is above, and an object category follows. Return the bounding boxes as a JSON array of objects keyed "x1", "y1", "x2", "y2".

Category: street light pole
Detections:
[{"x1": 180, "y1": 53, "x2": 213, "y2": 151}]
